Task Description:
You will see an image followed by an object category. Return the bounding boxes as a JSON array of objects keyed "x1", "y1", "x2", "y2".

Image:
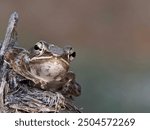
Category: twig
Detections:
[
  {"x1": 0, "y1": 78, "x2": 6, "y2": 112},
  {"x1": 0, "y1": 12, "x2": 19, "y2": 111},
  {"x1": 0, "y1": 12, "x2": 18, "y2": 58}
]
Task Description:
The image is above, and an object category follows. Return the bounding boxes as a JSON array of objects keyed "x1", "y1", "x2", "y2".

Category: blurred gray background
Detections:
[{"x1": 1, "y1": 0, "x2": 150, "y2": 112}]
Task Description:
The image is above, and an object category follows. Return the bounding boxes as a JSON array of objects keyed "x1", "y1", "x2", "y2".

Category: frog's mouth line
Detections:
[{"x1": 30, "y1": 56, "x2": 69, "y2": 65}]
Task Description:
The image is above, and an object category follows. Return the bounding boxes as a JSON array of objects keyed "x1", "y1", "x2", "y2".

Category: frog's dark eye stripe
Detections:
[{"x1": 34, "y1": 45, "x2": 42, "y2": 51}]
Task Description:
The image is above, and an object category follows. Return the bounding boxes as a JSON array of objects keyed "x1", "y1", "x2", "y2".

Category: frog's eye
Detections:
[
  {"x1": 64, "y1": 46, "x2": 76, "y2": 61},
  {"x1": 69, "y1": 51, "x2": 76, "y2": 61},
  {"x1": 34, "y1": 42, "x2": 43, "y2": 51},
  {"x1": 34, "y1": 44, "x2": 41, "y2": 50},
  {"x1": 70, "y1": 51, "x2": 76, "y2": 58},
  {"x1": 31, "y1": 41, "x2": 46, "y2": 56}
]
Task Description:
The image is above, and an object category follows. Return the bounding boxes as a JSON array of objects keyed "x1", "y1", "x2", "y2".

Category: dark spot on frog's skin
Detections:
[
  {"x1": 36, "y1": 68, "x2": 41, "y2": 76},
  {"x1": 48, "y1": 65, "x2": 51, "y2": 69},
  {"x1": 46, "y1": 73, "x2": 51, "y2": 77}
]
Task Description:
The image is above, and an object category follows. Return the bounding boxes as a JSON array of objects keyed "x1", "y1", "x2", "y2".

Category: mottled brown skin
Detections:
[{"x1": 4, "y1": 41, "x2": 81, "y2": 97}]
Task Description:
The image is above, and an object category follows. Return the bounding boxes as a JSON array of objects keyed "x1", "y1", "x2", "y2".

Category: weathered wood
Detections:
[
  {"x1": 0, "y1": 12, "x2": 18, "y2": 112},
  {"x1": 0, "y1": 12, "x2": 18, "y2": 58}
]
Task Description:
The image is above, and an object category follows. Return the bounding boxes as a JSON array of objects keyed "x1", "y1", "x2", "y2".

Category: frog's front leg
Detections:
[
  {"x1": 13, "y1": 54, "x2": 42, "y2": 85},
  {"x1": 62, "y1": 71, "x2": 81, "y2": 97}
]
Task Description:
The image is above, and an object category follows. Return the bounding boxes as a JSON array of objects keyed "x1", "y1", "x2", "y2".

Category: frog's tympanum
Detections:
[{"x1": 4, "y1": 41, "x2": 81, "y2": 97}]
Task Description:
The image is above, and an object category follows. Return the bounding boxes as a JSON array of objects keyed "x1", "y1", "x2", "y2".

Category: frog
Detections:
[{"x1": 4, "y1": 40, "x2": 81, "y2": 97}]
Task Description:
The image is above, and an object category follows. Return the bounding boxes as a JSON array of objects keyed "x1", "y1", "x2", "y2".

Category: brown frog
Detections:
[{"x1": 4, "y1": 41, "x2": 81, "y2": 97}]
